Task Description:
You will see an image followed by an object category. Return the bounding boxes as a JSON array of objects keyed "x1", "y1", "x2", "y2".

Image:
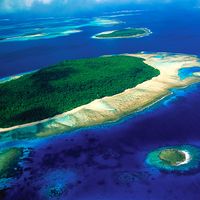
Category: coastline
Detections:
[
  {"x1": 176, "y1": 150, "x2": 191, "y2": 166},
  {"x1": 0, "y1": 70, "x2": 37, "y2": 84},
  {"x1": 1, "y1": 52, "x2": 200, "y2": 138},
  {"x1": 92, "y1": 28, "x2": 152, "y2": 39}
]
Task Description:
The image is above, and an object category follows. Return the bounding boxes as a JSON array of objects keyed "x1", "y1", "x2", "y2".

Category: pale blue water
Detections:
[{"x1": 178, "y1": 67, "x2": 200, "y2": 80}]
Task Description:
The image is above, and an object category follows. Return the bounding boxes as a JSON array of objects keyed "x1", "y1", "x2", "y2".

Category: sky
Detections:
[{"x1": 0, "y1": 0, "x2": 200, "y2": 16}]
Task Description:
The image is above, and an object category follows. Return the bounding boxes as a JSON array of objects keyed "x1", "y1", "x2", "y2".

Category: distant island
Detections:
[
  {"x1": 146, "y1": 145, "x2": 200, "y2": 172},
  {"x1": 1, "y1": 52, "x2": 200, "y2": 139},
  {"x1": 0, "y1": 55, "x2": 159, "y2": 128},
  {"x1": 93, "y1": 28, "x2": 152, "y2": 39}
]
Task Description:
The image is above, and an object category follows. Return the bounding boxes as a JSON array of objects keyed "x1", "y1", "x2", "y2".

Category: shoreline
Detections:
[
  {"x1": 92, "y1": 28, "x2": 152, "y2": 39},
  {"x1": 1, "y1": 52, "x2": 200, "y2": 138},
  {"x1": 0, "y1": 70, "x2": 37, "y2": 84},
  {"x1": 176, "y1": 150, "x2": 191, "y2": 166}
]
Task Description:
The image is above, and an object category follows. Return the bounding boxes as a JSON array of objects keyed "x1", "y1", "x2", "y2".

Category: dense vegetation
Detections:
[
  {"x1": 159, "y1": 149, "x2": 186, "y2": 166},
  {"x1": 97, "y1": 28, "x2": 147, "y2": 38},
  {"x1": 0, "y1": 56, "x2": 159, "y2": 128}
]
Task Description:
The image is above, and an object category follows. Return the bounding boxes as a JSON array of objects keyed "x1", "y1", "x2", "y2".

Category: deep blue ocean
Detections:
[{"x1": 1, "y1": 7, "x2": 200, "y2": 200}]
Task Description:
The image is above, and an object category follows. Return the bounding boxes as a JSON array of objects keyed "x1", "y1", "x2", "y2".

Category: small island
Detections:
[
  {"x1": 1, "y1": 52, "x2": 200, "y2": 139},
  {"x1": 159, "y1": 149, "x2": 186, "y2": 166},
  {"x1": 146, "y1": 145, "x2": 200, "y2": 172},
  {"x1": 93, "y1": 28, "x2": 152, "y2": 39}
]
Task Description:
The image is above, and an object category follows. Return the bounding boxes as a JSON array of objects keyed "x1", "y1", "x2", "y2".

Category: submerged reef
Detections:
[
  {"x1": 146, "y1": 145, "x2": 200, "y2": 173},
  {"x1": 39, "y1": 169, "x2": 77, "y2": 199},
  {"x1": 0, "y1": 148, "x2": 23, "y2": 179}
]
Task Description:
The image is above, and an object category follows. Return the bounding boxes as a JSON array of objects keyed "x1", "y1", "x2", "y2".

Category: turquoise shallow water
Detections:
[{"x1": 178, "y1": 67, "x2": 200, "y2": 80}]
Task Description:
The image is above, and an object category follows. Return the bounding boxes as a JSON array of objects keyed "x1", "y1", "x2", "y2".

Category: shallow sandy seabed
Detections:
[{"x1": 1, "y1": 52, "x2": 200, "y2": 138}]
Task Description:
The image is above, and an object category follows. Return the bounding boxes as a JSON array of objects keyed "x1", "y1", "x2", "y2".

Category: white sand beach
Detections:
[{"x1": 93, "y1": 28, "x2": 152, "y2": 39}]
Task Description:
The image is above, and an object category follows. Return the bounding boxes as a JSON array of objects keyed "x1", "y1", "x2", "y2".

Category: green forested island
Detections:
[
  {"x1": 95, "y1": 28, "x2": 151, "y2": 39},
  {"x1": 0, "y1": 55, "x2": 159, "y2": 128},
  {"x1": 159, "y1": 149, "x2": 186, "y2": 166}
]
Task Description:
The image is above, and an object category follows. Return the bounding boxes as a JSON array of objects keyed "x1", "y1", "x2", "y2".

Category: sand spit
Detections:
[{"x1": 1, "y1": 52, "x2": 200, "y2": 138}]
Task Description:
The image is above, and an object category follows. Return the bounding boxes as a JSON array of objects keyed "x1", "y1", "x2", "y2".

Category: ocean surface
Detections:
[{"x1": 1, "y1": 7, "x2": 200, "y2": 200}]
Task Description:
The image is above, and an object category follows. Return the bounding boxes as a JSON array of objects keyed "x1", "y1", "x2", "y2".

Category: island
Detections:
[
  {"x1": 0, "y1": 55, "x2": 159, "y2": 128},
  {"x1": 0, "y1": 52, "x2": 200, "y2": 139},
  {"x1": 146, "y1": 145, "x2": 200, "y2": 172},
  {"x1": 159, "y1": 149, "x2": 187, "y2": 166},
  {"x1": 93, "y1": 28, "x2": 152, "y2": 39}
]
